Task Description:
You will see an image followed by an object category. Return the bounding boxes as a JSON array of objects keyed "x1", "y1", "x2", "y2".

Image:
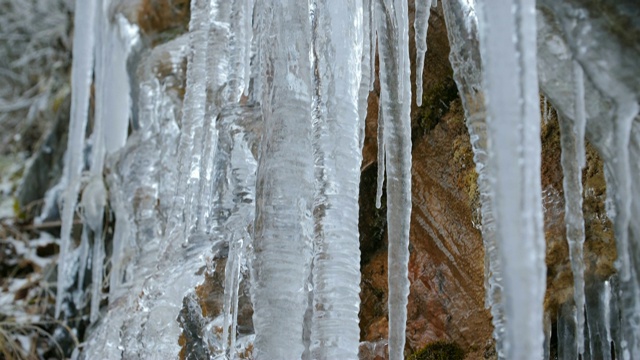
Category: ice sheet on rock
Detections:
[
  {"x1": 376, "y1": 0, "x2": 413, "y2": 358},
  {"x1": 475, "y1": 0, "x2": 546, "y2": 358},
  {"x1": 56, "y1": 0, "x2": 97, "y2": 319},
  {"x1": 413, "y1": 0, "x2": 433, "y2": 106},
  {"x1": 309, "y1": 1, "x2": 363, "y2": 358},
  {"x1": 251, "y1": 1, "x2": 315, "y2": 358}
]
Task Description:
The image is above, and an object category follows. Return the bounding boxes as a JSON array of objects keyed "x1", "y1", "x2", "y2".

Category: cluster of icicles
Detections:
[{"x1": 47, "y1": 0, "x2": 639, "y2": 358}]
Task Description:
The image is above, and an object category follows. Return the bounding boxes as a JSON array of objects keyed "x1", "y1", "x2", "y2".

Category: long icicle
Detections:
[
  {"x1": 163, "y1": 0, "x2": 212, "y2": 246},
  {"x1": 558, "y1": 112, "x2": 586, "y2": 356},
  {"x1": 309, "y1": 0, "x2": 364, "y2": 358},
  {"x1": 55, "y1": 0, "x2": 97, "y2": 319},
  {"x1": 376, "y1": 0, "x2": 413, "y2": 358},
  {"x1": 474, "y1": 0, "x2": 546, "y2": 358},
  {"x1": 559, "y1": 60, "x2": 588, "y2": 355},
  {"x1": 441, "y1": 0, "x2": 507, "y2": 357},
  {"x1": 251, "y1": 0, "x2": 314, "y2": 357}
]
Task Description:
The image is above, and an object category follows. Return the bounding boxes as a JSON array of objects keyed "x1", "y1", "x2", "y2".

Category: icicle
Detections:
[
  {"x1": 76, "y1": 225, "x2": 90, "y2": 293},
  {"x1": 192, "y1": 19, "x2": 230, "y2": 233},
  {"x1": 585, "y1": 281, "x2": 613, "y2": 360},
  {"x1": 79, "y1": 0, "x2": 138, "y2": 320},
  {"x1": 609, "y1": 101, "x2": 640, "y2": 360},
  {"x1": 369, "y1": 0, "x2": 377, "y2": 92},
  {"x1": 611, "y1": 101, "x2": 638, "y2": 282},
  {"x1": 222, "y1": 232, "x2": 242, "y2": 357},
  {"x1": 441, "y1": 1, "x2": 507, "y2": 357},
  {"x1": 376, "y1": 0, "x2": 413, "y2": 358},
  {"x1": 308, "y1": 1, "x2": 363, "y2": 358},
  {"x1": 164, "y1": 0, "x2": 212, "y2": 243},
  {"x1": 185, "y1": 8, "x2": 230, "y2": 236},
  {"x1": 106, "y1": 176, "x2": 133, "y2": 302},
  {"x1": 242, "y1": 0, "x2": 254, "y2": 96},
  {"x1": 413, "y1": 0, "x2": 433, "y2": 106},
  {"x1": 474, "y1": 0, "x2": 546, "y2": 358},
  {"x1": 80, "y1": 177, "x2": 107, "y2": 322},
  {"x1": 218, "y1": 107, "x2": 258, "y2": 358},
  {"x1": 375, "y1": 99, "x2": 385, "y2": 209},
  {"x1": 89, "y1": 218, "x2": 104, "y2": 322},
  {"x1": 558, "y1": 302, "x2": 579, "y2": 360},
  {"x1": 55, "y1": 0, "x2": 97, "y2": 319},
  {"x1": 358, "y1": 0, "x2": 373, "y2": 153},
  {"x1": 559, "y1": 112, "x2": 587, "y2": 355},
  {"x1": 94, "y1": 2, "x2": 139, "y2": 160},
  {"x1": 572, "y1": 61, "x2": 586, "y2": 169},
  {"x1": 251, "y1": 1, "x2": 314, "y2": 358}
]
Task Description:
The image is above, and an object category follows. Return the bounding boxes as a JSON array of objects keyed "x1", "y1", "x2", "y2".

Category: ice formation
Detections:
[
  {"x1": 474, "y1": 0, "x2": 547, "y2": 358},
  {"x1": 48, "y1": 0, "x2": 639, "y2": 358},
  {"x1": 54, "y1": 0, "x2": 97, "y2": 319}
]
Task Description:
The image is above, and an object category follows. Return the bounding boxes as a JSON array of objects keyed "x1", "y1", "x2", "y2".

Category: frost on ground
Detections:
[{"x1": 0, "y1": 0, "x2": 75, "y2": 358}]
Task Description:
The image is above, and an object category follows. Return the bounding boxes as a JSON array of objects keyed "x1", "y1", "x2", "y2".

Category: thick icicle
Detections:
[
  {"x1": 376, "y1": 0, "x2": 413, "y2": 358},
  {"x1": 413, "y1": 0, "x2": 433, "y2": 106},
  {"x1": 474, "y1": 0, "x2": 546, "y2": 358},
  {"x1": 55, "y1": 0, "x2": 97, "y2": 319},
  {"x1": 251, "y1": 1, "x2": 314, "y2": 358},
  {"x1": 559, "y1": 111, "x2": 587, "y2": 355},
  {"x1": 309, "y1": 0, "x2": 363, "y2": 358},
  {"x1": 441, "y1": 1, "x2": 507, "y2": 357}
]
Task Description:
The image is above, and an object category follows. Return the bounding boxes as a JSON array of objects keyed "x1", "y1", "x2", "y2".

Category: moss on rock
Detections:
[{"x1": 408, "y1": 340, "x2": 465, "y2": 360}]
